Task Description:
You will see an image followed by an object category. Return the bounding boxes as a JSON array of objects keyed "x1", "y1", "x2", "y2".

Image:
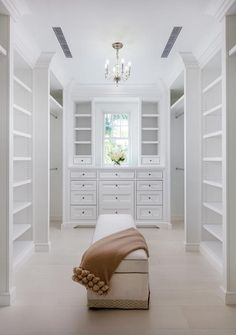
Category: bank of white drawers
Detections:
[
  {"x1": 136, "y1": 170, "x2": 163, "y2": 221},
  {"x1": 69, "y1": 168, "x2": 164, "y2": 224},
  {"x1": 70, "y1": 170, "x2": 97, "y2": 220}
]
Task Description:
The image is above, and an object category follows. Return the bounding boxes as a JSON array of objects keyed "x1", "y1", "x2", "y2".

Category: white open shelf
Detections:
[
  {"x1": 0, "y1": 43, "x2": 7, "y2": 56},
  {"x1": 14, "y1": 75, "x2": 32, "y2": 93},
  {"x1": 13, "y1": 202, "x2": 32, "y2": 215},
  {"x1": 142, "y1": 114, "x2": 159, "y2": 117},
  {"x1": 13, "y1": 241, "x2": 34, "y2": 269},
  {"x1": 13, "y1": 157, "x2": 32, "y2": 161},
  {"x1": 13, "y1": 130, "x2": 32, "y2": 139},
  {"x1": 13, "y1": 224, "x2": 31, "y2": 241},
  {"x1": 203, "y1": 224, "x2": 223, "y2": 242},
  {"x1": 13, "y1": 179, "x2": 32, "y2": 188},
  {"x1": 203, "y1": 104, "x2": 222, "y2": 117},
  {"x1": 202, "y1": 76, "x2": 222, "y2": 94},
  {"x1": 203, "y1": 179, "x2": 222, "y2": 188},
  {"x1": 13, "y1": 103, "x2": 32, "y2": 116},
  {"x1": 203, "y1": 202, "x2": 223, "y2": 215},
  {"x1": 229, "y1": 44, "x2": 236, "y2": 56},
  {"x1": 203, "y1": 130, "x2": 222, "y2": 139},
  {"x1": 203, "y1": 157, "x2": 222, "y2": 162},
  {"x1": 200, "y1": 241, "x2": 223, "y2": 271},
  {"x1": 50, "y1": 95, "x2": 63, "y2": 112},
  {"x1": 170, "y1": 95, "x2": 184, "y2": 112}
]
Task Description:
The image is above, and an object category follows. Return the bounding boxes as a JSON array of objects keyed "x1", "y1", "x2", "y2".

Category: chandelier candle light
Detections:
[{"x1": 105, "y1": 42, "x2": 131, "y2": 86}]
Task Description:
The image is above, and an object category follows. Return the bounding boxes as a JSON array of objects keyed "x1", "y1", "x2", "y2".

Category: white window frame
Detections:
[{"x1": 102, "y1": 111, "x2": 130, "y2": 166}]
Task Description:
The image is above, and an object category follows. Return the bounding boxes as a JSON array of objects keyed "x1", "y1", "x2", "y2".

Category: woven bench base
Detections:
[{"x1": 88, "y1": 298, "x2": 149, "y2": 310}]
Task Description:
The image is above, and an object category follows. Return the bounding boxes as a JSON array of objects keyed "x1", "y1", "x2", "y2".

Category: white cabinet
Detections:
[{"x1": 66, "y1": 167, "x2": 165, "y2": 227}]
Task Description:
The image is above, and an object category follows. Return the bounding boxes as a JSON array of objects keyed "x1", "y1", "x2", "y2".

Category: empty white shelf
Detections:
[
  {"x1": 203, "y1": 131, "x2": 222, "y2": 139},
  {"x1": 202, "y1": 76, "x2": 222, "y2": 94},
  {"x1": 142, "y1": 114, "x2": 159, "y2": 117},
  {"x1": 0, "y1": 44, "x2": 7, "y2": 56},
  {"x1": 13, "y1": 241, "x2": 34, "y2": 269},
  {"x1": 142, "y1": 128, "x2": 159, "y2": 130},
  {"x1": 75, "y1": 114, "x2": 91, "y2": 117},
  {"x1": 13, "y1": 104, "x2": 32, "y2": 116},
  {"x1": 203, "y1": 224, "x2": 223, "y2": 242},
  {"x1": 203, "y1": 202, "x2": 223, "y2": 215},
  {"x1": 203, "y1": 180, "x2": 222, "y2": 188},
  {"x1": 142, "y1": 141, "x2": 159, "y2": 144},
  {"x1": 13, "y1": 224, "x2": 31, "y2": 241},
  {"x1": 13, "y1": 202, "x2": 31, "y2": 215},
  {"x1": 13, "y1": 157, "x2": 32, "y2": 161},
  {"x1": 13, "y1": 179, "x2": 32, "y2": 188},
  {"x1": 74, "y1": 141, "x2": 91, "y2": 144},
  {"x1": 203, "y1": 157, "x2": 222, "y2": 162},
  {"x1": 50, "y1": 95, "x2": 63, "y2": 112},
  {"x1": 13, "y1": 130, "x2": 32, "y2": 139},
  {"x1": 14, "y1": 76, "x2": 32, "y2": 93},
  {"x1": 229, "y1": 44, "x2": 236, "y2": 56},
  {"x1": 75, "y1": 128, "x2": 92, "y2": 130},
  {"x1": 203, "y1": 104, "x2": 222, "y2": 117},
  {"x1": 200, "y1": 241, "x2": 223, "y2": 271},
  {"x1": 170, "y1": 95, "x2": 184, "y2": 112}
]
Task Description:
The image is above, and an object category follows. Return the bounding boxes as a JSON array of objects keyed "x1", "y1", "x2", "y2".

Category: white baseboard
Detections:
[
  {"x1": 0, "y1": 287, "x2": 16, "y2": 306},
  {"x1": 35, "y1": 242, "x2": 51, "y2": 252},
  {"x1": 185, "y1": 243, "x2": 200, "y2": 252},
  {"x1": 224, "y1": 290, "x2": 236, "y2": 305}
]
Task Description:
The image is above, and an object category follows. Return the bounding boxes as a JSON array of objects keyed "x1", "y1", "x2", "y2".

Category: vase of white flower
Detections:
[{"x1": 108, "y1": 149, "x2": 126, "y2": 166}]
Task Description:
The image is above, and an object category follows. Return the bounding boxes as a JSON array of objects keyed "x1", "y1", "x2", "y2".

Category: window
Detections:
[{"x1": 103, "y1": 113, "x2": 129, "y2": 165}]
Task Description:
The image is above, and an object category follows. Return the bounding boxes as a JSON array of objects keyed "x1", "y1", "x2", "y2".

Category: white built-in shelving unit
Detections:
[
  {"x1": 12, "y1": 50, "x2": 34, "y2": 269},
  {"x1": 140, "y1": 101, "x2": 160, "y2": 165},
  {"x1": 74, "y1": 101, "x2": 93, "y2": 165},
  {"x1": 200, "y1": 50, "x2": 223, "y2": 271}
]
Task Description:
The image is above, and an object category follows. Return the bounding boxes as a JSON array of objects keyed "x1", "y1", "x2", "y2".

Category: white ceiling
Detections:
[{"x1": 19, "y1": 0, "x2": 218, "y2": 85}]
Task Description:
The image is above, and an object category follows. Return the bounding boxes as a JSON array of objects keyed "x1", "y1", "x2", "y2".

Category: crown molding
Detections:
[
  {"x1": 195, "y1": 32, "x2": 222, "y2": 68},
  {"x1": 179, "y1": 52, "x2": 199, "y2": 69},
  {"x1": 70, "y1": 83, "x2": 161, "y2": 100},
  {"x1": 35, "y1": 52, "x2": 56, "y2": 69},
  {"x1": 0, "y1": 0, "x2": 30, "y2": 21},
  {"x1": 205, "y1": 0, "x2": 236, "y2": 21}
]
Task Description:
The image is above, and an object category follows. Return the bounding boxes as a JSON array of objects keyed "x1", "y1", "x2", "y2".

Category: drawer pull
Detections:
[
  {"x1": 148, "y1": 197, "x2": 151, "y2": 200},
  {"x1": 148, "y1": 211, "x2": 151, "y2": 214},
  {"x1": 82, "y1": 211, "x2": 85, "y2": 214},
  {"x1": 82, "y1": 173, "x2": 85, "y2": 176},
  {"x1": 115, "y1": 173, "x2": 118, "y2": 176},
  {"x1": 115, "y1": 196, "x2": 118, "y2": 200},
  {"x1": 81, "y1": 159, "x2": 84, "y2": 162},
  {"x1": 115, "y1": 184, "x2": 118, "y2": 187},
  {"x1": 150, "y1": 160, "x2": 152, "y2": 162},
  {"x1": 82, "y1": 197, "x2": 85, "y2": 200},
  {"x1": 115, "y1": 210, "x2": 118, "y2": 214},
  {"x1": 149, "y1": 184, "x2": 151, "y2": 187},
  {"x1": 148, "y1": 173, "x2": 151, "y2": 176},
  {"x1": 82, "y1": 184, "x2": 85, "y2": 187}
]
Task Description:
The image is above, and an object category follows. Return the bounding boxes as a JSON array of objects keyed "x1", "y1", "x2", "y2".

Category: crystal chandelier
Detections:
[{"x1": 105, "y1": 42, "x2": 131, "y2": 86}]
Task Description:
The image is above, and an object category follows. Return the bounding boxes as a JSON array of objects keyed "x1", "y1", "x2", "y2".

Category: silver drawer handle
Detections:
[
  {"x1": 148, "y1": 197, "x2": 151, "y2": 200},
  {"x1": 82, "y1": 211, "x2": 85, "y2": 214},
  {"x1": 148, "y1": 211, "x2": 151, "y2": 214},
  {"x1": 148, "y1": 173, "x2": 151, "y2": 176},
  {"x1": 82, "y1": 173, "x2": 85, "y2": 176},
  {"x1": 115, "y1": 184, "x2": 118, "y2": 187}
]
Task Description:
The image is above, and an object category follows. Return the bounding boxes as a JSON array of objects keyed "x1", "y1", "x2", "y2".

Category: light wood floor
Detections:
[{"x1": 1, "y1": 223, "x2": 236, "y2": 335}]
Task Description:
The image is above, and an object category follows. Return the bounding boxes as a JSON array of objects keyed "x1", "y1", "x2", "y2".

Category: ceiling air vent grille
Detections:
[
  {"x1": 161, "y1": 26, "x2": 182, "y2": 58},
  {"x1": 52, "y1": 27, "x2": 72, "y2": 58}
]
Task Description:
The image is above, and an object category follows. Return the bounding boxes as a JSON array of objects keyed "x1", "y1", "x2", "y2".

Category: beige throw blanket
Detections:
[{"x1": 72, "y1": 228, "x2": 149, "y2": 296}]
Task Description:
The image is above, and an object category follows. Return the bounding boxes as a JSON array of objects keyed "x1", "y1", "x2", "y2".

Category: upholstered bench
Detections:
[{"x1": 87, "y1": 214, "x2": 150, "y2": 309}]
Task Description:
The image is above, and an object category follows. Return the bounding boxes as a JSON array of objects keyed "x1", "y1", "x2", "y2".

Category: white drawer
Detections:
[
  {"x1": 71, "y1": 206, "x2": 97, "y2": 220},
  {"x1": 99, "y1": 181, "x2": 133, "y2": 194},
  {"x1": 136, "y1": 191, "x2": 163, "y2": 205},
  {"x1": 136, "y1": 206, "x2": 162, "y2": 220},
  {"x1": 100, "y1": 193, "x2": 133, "y2": 208},
  {"x1": 71, "y1": 180, "x2": 96, "y2": 191},
  {"x1": 71, "y1": 191, "x2": 96, "y2": 205},
  {"x1": 71, "y1": 170, "x2": 97, "y2": 179},
  {"x1": 141, "y1": 156, "x2": 160, "y2": 165},
  {"x1": 99, "y1": 171, "x2": 135, "y2": 180},
  {"x1": 136, "y1": 170, "x2": 163, "y2": 180},
  {"x1": 73, "y1": 156, "x2": 92, "y2": 165},
  {"x1": 99, "y1": 208, "x2": 133, "y2": 215},
  {"x1": 137, "y1": 180, "x2": 162, "y2": 191}
]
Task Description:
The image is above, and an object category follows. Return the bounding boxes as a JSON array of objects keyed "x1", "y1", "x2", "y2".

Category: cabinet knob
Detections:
[
  {"x1": 148, "y1": 197, "x2": 151, "y2": 200},
  {"x1": 115, "y1": 196, "x2": 118, "y2": 200},
  {"x1": 82, "y1": 197, "x2": 85, "y2": 199},
  {"x1": 81, "y1": 160, "x2": 84, "y2": 162},
  {"x1": 115, "y1": 184, "x2": 118, "y2": 187},
  {"x1": 149, "y1": 184, "x2": 151, "y2": 187},
  {"x1": 115, "y1": 211, "x2": 118, "y2": 214},
  {"x1": 82, "y1": 211, "x2": 85, "y2": 214},
  {"x1": 82, "y1": 184, "x2": 85, "y2": 187},
  {"x1": 115, "y1": 173, "x2": 118, "y2": 176},
  {"x1": 150, "y1": 160, "x2": 152, "y2": 162},
  {"x1": 148, "y1": 211, "x2": 151, "y2": 214},
  {"x1": 82, "y1": 173, "x2": 85, "y2": 176},
  {"x1": 148, "y1": 173, "x2": 151, "y2": 176}
]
